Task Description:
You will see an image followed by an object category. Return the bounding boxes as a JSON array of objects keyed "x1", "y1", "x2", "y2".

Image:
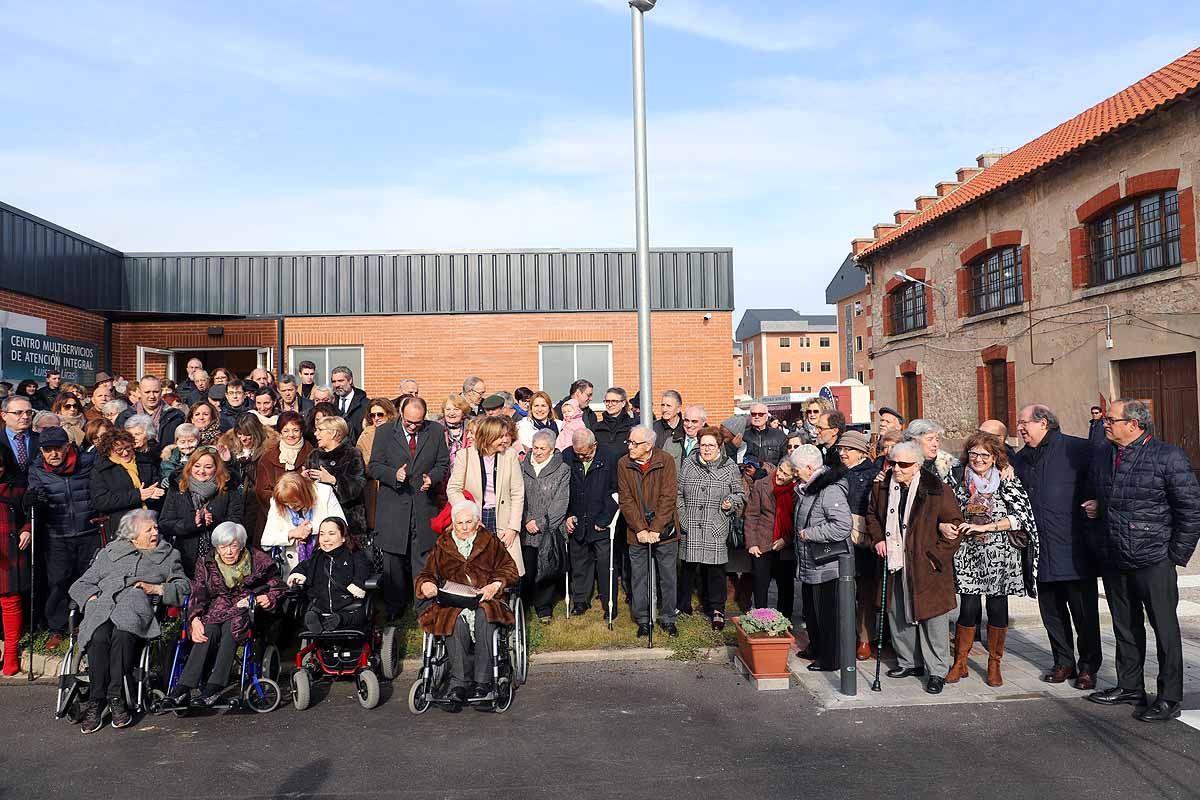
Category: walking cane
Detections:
[
  {"x1": 647, "y1": 541, "x2": 655, "y2": 649},
  {"x1": 27, "y1": 505, "x2": 36, "y2": 682},
  {"x1": 564, "y1": 532, "x2": 571, "y2": 621},
  {"x1": 870, "y1": 550, "x2": 888, "y2": 693},
  {"x1": 607, "y1": 523, "x2": 616, "y2": 630}
]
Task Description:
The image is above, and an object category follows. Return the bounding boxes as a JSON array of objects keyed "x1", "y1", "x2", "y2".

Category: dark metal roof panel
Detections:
[
  {"x1": 0, "y1": 202, "x2": 124, "y2": 311},
  {"x1": 119, "y1": 248, "x2": 734, "y2": 315}
]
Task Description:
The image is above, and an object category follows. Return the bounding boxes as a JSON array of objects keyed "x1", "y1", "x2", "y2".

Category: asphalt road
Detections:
[{"x1": 2, "y1": 660, "x2": 1198, "y2": 800}]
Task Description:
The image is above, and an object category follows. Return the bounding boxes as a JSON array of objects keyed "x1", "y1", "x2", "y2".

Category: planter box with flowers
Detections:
[{"x1": 732, "y1": 608, "x2": 795, "y2": 686}]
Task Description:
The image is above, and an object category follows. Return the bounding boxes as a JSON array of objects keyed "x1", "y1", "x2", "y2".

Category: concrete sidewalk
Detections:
[{"x1": 791, "y1": 624, "x2": 1200, "y2": 710}]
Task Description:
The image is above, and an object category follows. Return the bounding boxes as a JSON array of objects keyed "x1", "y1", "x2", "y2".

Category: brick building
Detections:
[
  {"x1": 735, "y1": 309, "x2": 840, "y2": 398},
  {"x1": 825, "y1": 253, "x2": 871, "y2": 385},
  {"x1": 849, "y1": 47, "x2": 1200, "y2": 466},
  {"x1": 0, "y1": 200, "x2": 737, "y2": 417},
  {"x1": 732, "y1": 341, "x2": 745, "y2": 399}
]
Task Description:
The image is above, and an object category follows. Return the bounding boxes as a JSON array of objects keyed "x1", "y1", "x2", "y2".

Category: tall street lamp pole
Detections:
[{"x1": 630, "y1": 0, "x2": 655, "y2": 426}]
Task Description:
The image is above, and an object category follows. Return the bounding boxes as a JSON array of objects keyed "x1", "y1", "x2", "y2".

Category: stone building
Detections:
[{"x1": 850, "y1": 47, "x2": 1200, "y2": 465}]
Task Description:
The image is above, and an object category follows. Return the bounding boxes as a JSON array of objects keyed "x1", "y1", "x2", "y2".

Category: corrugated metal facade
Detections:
[
  {"x1": 0, "y1": 201, "x2": 124, "y2": 311},
  {"x1": 120, "y1": 249, "x2": 734, "y2": 316}
]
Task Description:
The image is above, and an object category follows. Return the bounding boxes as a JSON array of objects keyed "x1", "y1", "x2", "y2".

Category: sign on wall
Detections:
[{"x1": 2, "y1": 329, "x2": 98, "y2": 386}]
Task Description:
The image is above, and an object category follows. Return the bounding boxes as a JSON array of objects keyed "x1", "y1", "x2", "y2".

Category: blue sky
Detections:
[{"x1": 3, "y1": 1, "x2": 1198, "y2": 315}]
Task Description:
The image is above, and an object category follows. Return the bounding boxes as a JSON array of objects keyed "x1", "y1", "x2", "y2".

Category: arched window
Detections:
[
  {"x1": 968, "y1": 245, "x2": 1024, "y2": 314},
  {"x1": 1088, "y1": 190, "x2": 1181, "y2": 284}
]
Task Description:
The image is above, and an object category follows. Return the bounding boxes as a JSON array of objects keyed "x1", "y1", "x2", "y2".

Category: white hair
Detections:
[
  {"x1": 210, "y1": 521, "x2": 248, "y2": 549},
  {"x1": 572, "y1": 428, "x2": 597, "y2": 448},
  {"x1": 450, "y1": 500, "x2": 480, "y2": 523},
  {"x1": 905, "y1": 419, "x2": 944, "y2": 439},
  {"x1": 788, "y1": 444, "x2": 823, "y2": 470},
  {"x1": 629, "y1": 424, "x2": 655, "y2": 444},
  {"x1": 124, "y1": 413, "x2": 157, "y2": 439},
  {"x1": 890, "y1": 440, "x2": 923, "y2": 463},
  {"x1": 684, "y1": 404, "x2": 707, "y2": 422},
  {"x1": 115, "y1": 509, "x2": 157, "y2": 542},
  {"x1": 531, "y1": 429, "x2": 556, "y2": 449},
  {"x1": 102, "y1": 399, "x2": 128, "y2": 416}
]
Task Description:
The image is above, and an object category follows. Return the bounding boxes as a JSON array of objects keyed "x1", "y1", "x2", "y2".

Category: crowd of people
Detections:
[{"x1": 0, "y1": 361, "x2": 1197, "y2": 729}]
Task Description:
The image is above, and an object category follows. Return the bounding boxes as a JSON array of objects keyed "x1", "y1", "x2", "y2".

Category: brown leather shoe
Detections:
[
  {"x1": 1074, "y1": 671, "x2": 1096, "y2": 691},
  {"x1": 1043, "y1": 665, "x2": 1076, "y2": 683},
  {"x1": 856, "y1": 641, "x2": 872, "y2": 661},
  {"x1": 945, "y1": 625, "x2": 975, "y2": 684}
]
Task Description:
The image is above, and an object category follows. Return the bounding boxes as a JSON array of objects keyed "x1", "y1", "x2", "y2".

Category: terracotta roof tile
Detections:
[{"x1": 858, "y1": 47, "x2": 1200, "y2": 259}]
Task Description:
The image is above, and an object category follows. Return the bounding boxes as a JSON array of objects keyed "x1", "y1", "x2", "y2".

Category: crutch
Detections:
[
  {"x1": 27, "y1": 506, "x2": 36, "y2": 681},
  {"x1": 564, "y1": 532, "x2": 572, "y2": 621},
  {"x1": 870, "y1": 551, "x2": 888, "y2": 693},
  {"x1": 647, "y1": 541, "x2": 655, "y2": 649}
]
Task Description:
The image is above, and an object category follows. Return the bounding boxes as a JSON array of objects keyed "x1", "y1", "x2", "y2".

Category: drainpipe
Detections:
[{"x1": 276, "y1": 316, "x2": 286, "y2": 375}]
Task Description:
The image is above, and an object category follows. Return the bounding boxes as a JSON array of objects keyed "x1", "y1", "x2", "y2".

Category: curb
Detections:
[{"x1": 3, "y1": 645, "x2": 735, "y2": 687}]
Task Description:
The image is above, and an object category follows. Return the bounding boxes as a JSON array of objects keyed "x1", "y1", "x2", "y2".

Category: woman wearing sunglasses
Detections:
[
  {"x1": 52, "y1": 393, "x2": 87, "y2": 446},
  {"x1": 945, "y1": 433, "x2": 1038, "y2": 688}
]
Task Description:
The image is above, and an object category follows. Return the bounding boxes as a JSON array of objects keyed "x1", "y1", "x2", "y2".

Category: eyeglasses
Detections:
[
  {"x1": 813, "y1": 425, "x2": 833, "y2": 433},
  {"x1": 806, "y1": 409, "x2": 821, "y2": 415},
  {"x1": 603, "y1": 399, "x2": 623, "y2": 405},
  {"x1": 61, "y1": 403, "x2": 81, "y2": 410},
  {"x1": 967, "y1": 451, "x2": 992, "y2": 460},
  {"x1": 786, "y1": 443, "x2": 801, "y2": 451},
  {"x1": 4, "y1": 409, "x2": 34, "y2": 416},
  {"x1": 369, "y1": 411, "x2": 389, "y2": 420},
  {"x1": 698, "y1": 442, "x2": 719, "y2": 449},
  {"x1": 890, "y1": 460, "x2": 916, "y2": 468},
  {"x1": 627, "y1": 440, "x2": 650, "y2": 448},
  {"x1": 1103, "y1": 416, "x2": 1130, "y2": 425},
  {"x1": 749, "y1": 412, "x2": 767, "y2": 417}
]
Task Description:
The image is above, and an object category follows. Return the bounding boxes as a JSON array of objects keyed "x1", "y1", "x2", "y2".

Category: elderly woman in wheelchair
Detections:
[{"x1": 413, "y1": 500, "x2": 519, "y2": 711}]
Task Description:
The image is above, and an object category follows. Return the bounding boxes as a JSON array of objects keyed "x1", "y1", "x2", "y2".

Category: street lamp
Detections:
[
  {"x1": 630, "y1": 0, "x2": 655, "y2": 425},
  {"x1": 894, "y1": 270, "x2": 950, "y2": 338}
]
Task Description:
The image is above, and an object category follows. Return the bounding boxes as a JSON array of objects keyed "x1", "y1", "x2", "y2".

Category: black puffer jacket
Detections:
[
  {"x1": 593, "y1": 412, "x2": 634, "y2": 456},
  {"x1": 304, "y1": 442, "x2": 366, "y2": 536},
  {"x1": 1090, "y1": 432, "x2": 1200, "y2": 570},
  {"x1": 744, "y1": 426, "x2": 788, "y2": 466},
  {"x1": 290, "y1": 543, "x2": 373, "y2": 615},
  {"x1": 843, "y1": 457, "x2": 880, "y2": 516},
  {"x1": 24, "y1": 449, "x2": 98, "y2": 538}
]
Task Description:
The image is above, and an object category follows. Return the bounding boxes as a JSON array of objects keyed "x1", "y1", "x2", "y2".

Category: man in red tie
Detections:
[{"x1": 1, "y1": 396, "x2": 37, "y2": 484}]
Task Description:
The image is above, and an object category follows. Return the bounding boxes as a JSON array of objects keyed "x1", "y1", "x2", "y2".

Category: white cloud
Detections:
[{"x1": 581, "y1": 0, "x2": 852, "y2": 52}]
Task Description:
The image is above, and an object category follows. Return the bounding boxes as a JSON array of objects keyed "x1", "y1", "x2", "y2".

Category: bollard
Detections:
[{"x1": 837, "y1": 551, "x2": 857, "y2": 696}]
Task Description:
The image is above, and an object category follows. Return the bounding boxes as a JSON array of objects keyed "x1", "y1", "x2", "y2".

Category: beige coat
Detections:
[{"x1": 446, "y1": 446, "x2": 526, "y2": 575}]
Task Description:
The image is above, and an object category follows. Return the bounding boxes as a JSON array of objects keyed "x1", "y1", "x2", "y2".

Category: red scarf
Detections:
[{"x1": 772, "y1": 481, "x2": 795, "y2": 542}]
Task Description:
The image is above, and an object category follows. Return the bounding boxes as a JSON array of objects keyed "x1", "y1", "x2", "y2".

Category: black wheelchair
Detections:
[
  {"x1": 406, "y1": 591, "x2": 528, "y2": 715},
  {"x1": 54, "y1": 600, "x2": 167, "y2": 724},
  {"x1": 289, "y1": 575, "x2": 399, "y2": 711},
  {"x1": 149, "y1": 595, "x2": 282, "y2": 715}
]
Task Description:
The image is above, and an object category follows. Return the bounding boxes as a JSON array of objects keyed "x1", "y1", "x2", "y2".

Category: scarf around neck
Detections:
[
  {"x1": 188, "y1": 477, "x2": 219, "y2": 509},
  {"x1": 884, "y1": 475, "x2": 920, "y2": 575},
  {"x1": 278, "y1": 439, "x2": 304, "y2": 470},
  {"x1": 288, "y1": 506, "x2": 317, "y2": 562},
  {"x1": 216, "y1": 548, "x2": 252, "y2": 588},
  {"x1": 44, "y1": 446, "x2": 79, "y2": 476}
]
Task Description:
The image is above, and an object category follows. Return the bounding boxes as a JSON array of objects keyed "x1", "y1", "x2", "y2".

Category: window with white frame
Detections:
[
  {"x1": 855, "y1": 336, "x2": 863, "y2": 352},
  {"x1": 800, "y1": 362, "x2": 812, "y2": 373},
  {"x1": 780, "y1": 362, "x2": 792, "y2": 373},
  {"x1": 820, "y1": 362, "x2": 832, "y2": 372},
  {"x1": 856, "y1": 370, "x2": 865, "y2": 383},
  {"x1": 819, "y1": 336, "x2": 831, "y2": 347},
  {"x1": 779, "y1": 337, "x2": 791, "y2": 348},
  {"x1": 289, "y1": 346, "x2": 364, "y2": 387},
  {"x1": 539, "y1": 342, "x2": 612, "y2": 408},
  {"x1": 780, "y1": 385, "x2": 792, "y2": 394}
]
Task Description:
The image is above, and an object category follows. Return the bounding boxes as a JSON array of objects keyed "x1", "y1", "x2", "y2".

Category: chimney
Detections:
[
  {"x1": 956, "y1": 167, "x2": 982, "y2": 183},
  {"x1": 977, "y1": 152, "x2": 1003, "y2": 168},
  {"x1": 935, "y1": 180, "x2": 961, "y2": 198},
  {"x1": 851, "y1": 237, "x2": 876, "y2": 256},
  {"x1": 873, "y1": 223, "x2": 899, "y2": 239},
  {"x1": 894, "y1": 209, "x2": 917, "y2": 225},
  {"x1": 914, "y1": 195, "x2": 939, "y2": 211}
]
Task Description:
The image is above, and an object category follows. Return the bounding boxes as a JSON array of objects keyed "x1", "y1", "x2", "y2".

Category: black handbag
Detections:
[
  {"x1": 537, "y1": 523, "x2": 567, "y2": 577},
  {"x1": 727, "y1": 516, "x2": 744, "y2": 550},
  {"x1": 809, "y1": 538, "x2": 852, "y2": 566}
]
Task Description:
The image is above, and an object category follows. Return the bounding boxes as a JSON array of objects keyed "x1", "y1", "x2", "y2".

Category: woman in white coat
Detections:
[
  {"x1": 260, "y1": 471, "x2": 345, "y2": 574},
  {"x1": 447, "y1": 416, "x2": 526, "y2": 575}
]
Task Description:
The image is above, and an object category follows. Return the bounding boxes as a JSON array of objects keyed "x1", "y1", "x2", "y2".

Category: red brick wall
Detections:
[
  {"x1": 284, "y1": 311, "x2": 736, "y2": 419},
  {"x1": 111, "y1": 320, "x2": 278, "y2": 379},
  {"x1": 0, "y1": 288, "x2": 108, "y2": 368}
]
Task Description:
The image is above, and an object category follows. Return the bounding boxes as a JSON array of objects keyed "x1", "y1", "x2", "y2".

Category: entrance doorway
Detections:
[
  {"x1": 1117, "y1": 353, "x2": 1199, "y2": 475},
  {"x1": 136, "y1": 347, "x2": 274, "y2": 381}
]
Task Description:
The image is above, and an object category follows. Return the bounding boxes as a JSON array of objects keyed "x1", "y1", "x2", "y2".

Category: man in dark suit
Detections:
[
  {"x1": 1, "y1": 395, "x2": 39, "y2": 486},
  {"x1": 367, "y1": 396, "x2": 450, "y2": 616},
  {"x1": 562, "y1": 427, "x2": 619, "y2": 617},
  {"x1": 331, "y1": 365, "x2": 369, "y2": 443},
  {"x1": 276, "y1": 374, "x2": 314, "y2": 415}
]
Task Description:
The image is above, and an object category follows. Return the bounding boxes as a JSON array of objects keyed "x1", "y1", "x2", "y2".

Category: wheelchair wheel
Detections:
[
  {"x1": 261, "y1": 645, "x2": 281, "y2": 683},
  {"x1": 246, "y1": 678, "x2": 282, "y2": 714},
  {"x1": 356, "y1": 670, "x2": 381, "y2": 710},
  {"x1": 64, "y1": 695, "x2": 86, "y2": 723},
  {"x1": 494, "y1": 678, "x2": 515, "y2": 714},
  {"x1": 149, "y1": 688, "x2": 189, "y2": 718},
  {"x1": 380, "y1": 626, "x2": 400, "y2": 680},
  {"x1": 291, "y1": 669, "x2": 312, "y2": 711},
  {"x1": 407, "y1": 678, "x2": 431, "y2": 715},
  {"x1": 510, "y1": 602, "x2": 528, "y2": 686}
]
